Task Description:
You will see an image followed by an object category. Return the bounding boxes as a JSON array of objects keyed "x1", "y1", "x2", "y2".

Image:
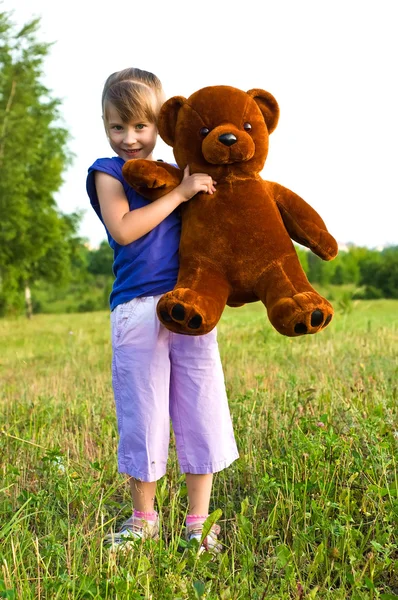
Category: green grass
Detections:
[{"x1": 1, "y1": 300, "x2": 397, "y2": 599}]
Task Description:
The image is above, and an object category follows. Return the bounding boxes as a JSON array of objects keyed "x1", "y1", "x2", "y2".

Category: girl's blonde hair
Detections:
[{"x1": 102, "y1": 68, "x2": 165, "y2": 128}]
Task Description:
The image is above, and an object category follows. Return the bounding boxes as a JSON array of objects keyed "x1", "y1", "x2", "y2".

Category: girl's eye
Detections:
[
  {"x1": 243, "y1": 122, "x2": 252, "y2": 131},
  {"x1": 113, "y1": 125, "x2": 123, "y2": 131},
  {"x1": 200, "y1": 127, "x2": 210, "y2": 137},
  {"x1": 136, "y1": 124, "x2": 146, "y2": 130}
]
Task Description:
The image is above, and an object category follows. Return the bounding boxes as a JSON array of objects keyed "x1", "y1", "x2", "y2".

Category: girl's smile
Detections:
[{"x1": 123, "y1": 148, "x2": 143, "y2": 158}]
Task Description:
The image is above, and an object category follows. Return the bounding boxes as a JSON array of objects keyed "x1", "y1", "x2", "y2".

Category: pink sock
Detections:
[
  {"x1": 133, "y1": 509, "x2": 158, "y2": 521},
  {"x1": 186, "y1": 514, "x2": 208, "y2": 525}
]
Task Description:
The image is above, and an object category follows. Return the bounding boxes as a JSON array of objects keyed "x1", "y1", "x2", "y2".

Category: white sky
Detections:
[{"x1": 3, "y1": 0, "x2": 398, "y2": 249}]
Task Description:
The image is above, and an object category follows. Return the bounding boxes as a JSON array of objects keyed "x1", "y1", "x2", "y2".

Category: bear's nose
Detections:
[{"x1": 218, "y1": 133, "x2": 237, "y2": 146}]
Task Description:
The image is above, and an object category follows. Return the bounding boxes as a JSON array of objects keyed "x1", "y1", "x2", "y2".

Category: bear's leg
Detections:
[
  {"x1": 254, "y1": 252, "x2": 334, "y2": 337},
  {"x1": 157, "y1": 267, "x2": 231, "y2": 336}
]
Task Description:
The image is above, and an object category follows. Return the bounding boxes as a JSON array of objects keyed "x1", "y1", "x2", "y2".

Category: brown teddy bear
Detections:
[{"x1": 122, "y1": 85, "x2": 338, "y2": 337}]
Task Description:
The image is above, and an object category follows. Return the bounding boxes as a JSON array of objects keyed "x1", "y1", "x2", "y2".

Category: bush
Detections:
[
  {"x1": 77, "y1": 298, "x2": 98, "y2": 313},
  {"x1": 361, "y1": 285, "x2": 383, "y2": 300}
]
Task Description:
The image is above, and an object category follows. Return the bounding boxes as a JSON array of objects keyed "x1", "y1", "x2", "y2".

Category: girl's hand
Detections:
[{"x1": 176, "y1": 165, "x2": 217, "y2": 203}]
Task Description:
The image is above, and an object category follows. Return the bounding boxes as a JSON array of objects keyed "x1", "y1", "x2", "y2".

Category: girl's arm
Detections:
[{"x1": 95, "y1": 166, "x2": 216, "y2": 246}]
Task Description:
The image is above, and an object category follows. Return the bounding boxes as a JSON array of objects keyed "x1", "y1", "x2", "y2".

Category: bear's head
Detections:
[{"x1": 158, "y1": 85, "x2": 280, "y2": 180}]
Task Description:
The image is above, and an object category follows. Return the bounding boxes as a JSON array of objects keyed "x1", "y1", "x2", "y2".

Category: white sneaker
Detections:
[
  {"x1": 185, "y1": 521, "x2": 222, "y2": 554},
  {"x1": 104, "y1": 515, "x2": 159, "y2": 551}
]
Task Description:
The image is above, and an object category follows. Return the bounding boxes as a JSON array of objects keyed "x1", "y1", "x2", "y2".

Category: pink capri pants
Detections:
[{"x1": 111, "y1": 295, "x2": 239, "y2": 482}]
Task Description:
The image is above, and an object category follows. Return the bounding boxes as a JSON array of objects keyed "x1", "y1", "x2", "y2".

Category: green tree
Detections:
[
  {"x1": 359, "y1": 246, "x2": 398, "y2": 298},
  {"x1": 88, "y1": 241, "x2": 113, "y2": 276},
  {"x1": 0, "y1": 12, "x2": 79, "y2": 316},
  {"x1": 330, "y1": 251, "x2": 360, "y2": 285},
  {"x1": 307, "y1": 252, "x2": 333, "y2": 285}
]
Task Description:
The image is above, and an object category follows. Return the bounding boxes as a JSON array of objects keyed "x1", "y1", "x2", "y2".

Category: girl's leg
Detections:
[
  {"x1": 106, "y1": 296, "x2": 170, "y2": 547},
  {"x1": 129, "y1": 478, "x2": 157, "y2": 513},
  {"x1": 169, "y1": 328, "x2": 236, "y2": 553},
  {"x1": 186, "y1": 473, "x2": 213, "y2": 514}
]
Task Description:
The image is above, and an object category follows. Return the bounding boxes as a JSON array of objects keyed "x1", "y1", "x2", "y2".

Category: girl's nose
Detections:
[{"x1": 124, "y1": 128, "x2": 137, "y2": 145}]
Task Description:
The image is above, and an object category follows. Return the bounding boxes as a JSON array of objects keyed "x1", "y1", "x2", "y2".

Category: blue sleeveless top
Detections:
[{"x1": 86, "y1": 156, "x2": 181, "y2": 310}]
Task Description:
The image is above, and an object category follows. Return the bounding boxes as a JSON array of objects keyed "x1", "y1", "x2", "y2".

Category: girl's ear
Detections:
[
  {"x1": 158, "y1": 96, "x2": 186, "y2": 146},
  {"x1": 246, "y1": 89, "x2": 280, "y2": 134}
]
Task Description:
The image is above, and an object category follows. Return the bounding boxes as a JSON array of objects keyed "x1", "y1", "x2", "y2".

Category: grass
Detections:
[{"x1": 0, "y1": 299, "x2": 397, "y2": 599}]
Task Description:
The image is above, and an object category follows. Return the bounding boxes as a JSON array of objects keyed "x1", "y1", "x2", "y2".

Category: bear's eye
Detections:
[
  {"x1": 243, "y1": 122, "x2": 252, "y2": 132},
  {"x1": 199, "y1": 127, "x2": 210, "y2": 137}
]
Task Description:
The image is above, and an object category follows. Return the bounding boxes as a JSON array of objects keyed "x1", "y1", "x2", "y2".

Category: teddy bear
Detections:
[{"x1": 122, "y1": 85, "x2": 338, "y2": 337}]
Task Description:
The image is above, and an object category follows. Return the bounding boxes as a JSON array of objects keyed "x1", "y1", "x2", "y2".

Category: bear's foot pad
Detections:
[
  {"x1": 157, "y1": 290, "x2": 218, "y2": 335},
  {"x1": 270, "y1": 293, "x2": 334, "y2": 337}
]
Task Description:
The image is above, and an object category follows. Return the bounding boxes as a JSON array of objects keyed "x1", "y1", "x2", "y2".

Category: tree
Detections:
[
  {"x1": 330, "y1": 251, "x2": 360, "y2": 285},
  {"x1": 307, "y1": 251, "x2": 333, "y2": 285},
  {"x1": 359, "y1": 246, "x2": 398, "y2": 299},
  {"x1": 0, "y1": 12, "x2": 80, "y2": 316},
  {"x1": 87, "y1": 241, "x2": 113, "y2": 276}
]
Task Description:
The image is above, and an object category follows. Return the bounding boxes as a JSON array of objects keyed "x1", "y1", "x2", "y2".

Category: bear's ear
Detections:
[
  {"x1": 158, "y1": 96, "x2": 186, "y2": 146},
  {"x1": 246, "y1": 89, "x2": 280, "y2": 134}
]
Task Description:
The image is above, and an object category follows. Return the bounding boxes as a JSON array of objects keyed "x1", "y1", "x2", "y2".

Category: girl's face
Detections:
[{"x1": 105, "y1": 103, "x2": 157, "y2": 162}]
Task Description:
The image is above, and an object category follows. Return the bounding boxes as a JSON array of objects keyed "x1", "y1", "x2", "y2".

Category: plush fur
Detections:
[{"x1": 122, "y1": 85, "x2": 338, "y2": 337}]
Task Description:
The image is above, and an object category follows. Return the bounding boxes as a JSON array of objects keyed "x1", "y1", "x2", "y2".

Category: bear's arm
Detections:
[
  {"x1": 270, "y1": 182, "x2": 338, "y2": 261},
  {"x1": 122, "y1": 160, "x2": 183, "y2": 201}
]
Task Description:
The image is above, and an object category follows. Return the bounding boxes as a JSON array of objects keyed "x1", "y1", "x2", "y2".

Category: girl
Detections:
[{"x1": 86, "y1": 68, "x2": 239, "y2": 553}]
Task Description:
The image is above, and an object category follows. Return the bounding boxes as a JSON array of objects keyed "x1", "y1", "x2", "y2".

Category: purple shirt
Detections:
[{"x1": 87, "y1": 156, "x2": 180, "y2": 310}]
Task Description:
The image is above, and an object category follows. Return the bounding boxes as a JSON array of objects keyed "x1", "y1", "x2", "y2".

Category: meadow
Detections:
[{"x1": 0, "y1": 300, "x2": 397, "y2": 599}]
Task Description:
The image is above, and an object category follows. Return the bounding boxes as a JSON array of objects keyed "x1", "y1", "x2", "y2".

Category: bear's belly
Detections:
[{"x1": 179, "y1": 179, "x2": 295, "y2": 298}]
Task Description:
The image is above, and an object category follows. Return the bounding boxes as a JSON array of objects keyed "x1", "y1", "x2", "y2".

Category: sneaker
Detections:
[
  {"x1": 185, "y1": 521, "x2": 222, "y2": 554},
  {"x1": 104, "y1": 515, "x2": 159, "y2": 551}
]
